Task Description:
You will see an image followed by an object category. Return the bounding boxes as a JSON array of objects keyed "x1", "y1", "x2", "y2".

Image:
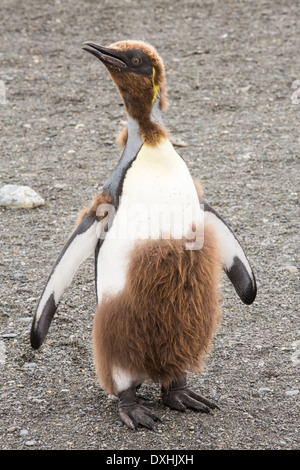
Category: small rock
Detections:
[
  {"x1": 3, "y1": 75, "x2": 14, "y2": 81},
  {"x1": 285, "y1": 390, "x2": 299, "y2": 397},
  {"x1": 23, "y1": 362, "x2": 37, "y2": 369},
  {"x1": 0, "y1": 341, "x2": 6, "y2": 365},
  {"x1": 241, "y1": 152, "x2": 252, "y2": 160},
  {"x1": 19, "y1": 429, "x2": 29, "y2": 436},
  {"x1": 171, "y1": 136, "x2": 188, "y2": 147},
  {"x1": 20, "y1": 317, "x2": 32, "y2": 323},
  {"x1": 25, "y1": 440, "x2": 36, "y2": 446},
  {"x1": 241, "y1": 84, "x2": 252, "y2": 93},
  {"x1": 285, "y1": 265, "x2": 298, "y2": 273},
  {"x1": 0, "y1": 184, "x2": 44, "y2": 209},
  {"x1": 258, "y1": 387, "x2": 271, "y2": 393},
  {"x1": 7, "y1": 426, "x2": 17, "y2": 433}
]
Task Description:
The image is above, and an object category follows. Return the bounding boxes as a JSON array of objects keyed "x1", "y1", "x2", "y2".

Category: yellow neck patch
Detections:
[{"x1": 151, "y1": 67, "x2": 159, "y2": 106}]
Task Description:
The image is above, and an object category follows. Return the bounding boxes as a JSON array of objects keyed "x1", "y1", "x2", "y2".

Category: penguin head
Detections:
[{"x1": 83, "y1": 40, "x2": 167, "y2": 144}]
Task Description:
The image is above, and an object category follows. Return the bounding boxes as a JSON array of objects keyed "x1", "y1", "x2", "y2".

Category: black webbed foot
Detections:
[
  {"x1": 118, "y1": 386, "x2": 161, "y2": 431},
  {"x1": 161, "y1": 375, "x2": 219, "y2": 413}
]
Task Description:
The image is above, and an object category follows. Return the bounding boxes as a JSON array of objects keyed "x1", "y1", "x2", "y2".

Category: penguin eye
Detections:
[{"x1": 131, "y1": 57, "x2": 141, "y2": 66}]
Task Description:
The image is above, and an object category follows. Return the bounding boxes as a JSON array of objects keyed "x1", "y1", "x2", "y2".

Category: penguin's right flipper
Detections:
[
  {"x1": 202, "y1": 201, "x2": 257, "y2": 305},
  {"x1": 30, "y1": 214, "x2": 101, "y2": 350}
]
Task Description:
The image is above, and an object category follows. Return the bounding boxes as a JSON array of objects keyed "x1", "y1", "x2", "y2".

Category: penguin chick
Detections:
[
  {"x1": 83, "y1": 40, "x2": 220, "y2": 430},
  {"x1": 31, "y1": 40, "x2": 257, "y2": 432}
]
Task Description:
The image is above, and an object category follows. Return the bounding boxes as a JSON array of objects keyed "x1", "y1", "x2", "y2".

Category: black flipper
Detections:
[
  {"x1": 30, "y1": 214, "x2": 101, "y2": 349},
  {"x1": 202, "y1": 201, "x2": 257, "y2": 304}
]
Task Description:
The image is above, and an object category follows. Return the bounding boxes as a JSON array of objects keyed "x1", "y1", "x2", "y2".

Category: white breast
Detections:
[{"x1": 96, "y1": 138, "x2": 203, "y2": 304}]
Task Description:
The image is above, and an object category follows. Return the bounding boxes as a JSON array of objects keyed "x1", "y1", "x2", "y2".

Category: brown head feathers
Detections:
[
  {"x1": 84, "y1": 40, "x2": 168, "y2": 146},
  {"x1": 108, "y1": 41, "x2": 168, "y2": 146},
  {"x1": 107, "y1": 40, "x2": 167, "y2": 109}
]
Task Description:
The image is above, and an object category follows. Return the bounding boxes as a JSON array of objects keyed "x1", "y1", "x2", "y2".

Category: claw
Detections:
[
  {"x1": 188, "y1": 389, "x2": 219, "y2": 410},
  {"x1": 118, "y1": 386, "x2": 161, "y2": 431},
  {"x1": 161, "y1": 375, "x2": 219, "y2": 413},
  {"x1": 119, "y1": 409, "x2": 136, "y2": 430},
  {"x1": 119, "y1": 404, "x2": 160, "y2": 431}
]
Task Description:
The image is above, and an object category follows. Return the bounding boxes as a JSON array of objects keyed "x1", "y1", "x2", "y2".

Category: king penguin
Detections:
[{"x1": 30, "y1": 40, "x2": 257, "y2": 431}]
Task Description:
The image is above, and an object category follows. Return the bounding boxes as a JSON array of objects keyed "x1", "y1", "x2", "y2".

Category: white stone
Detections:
[
  {"x1": 0, "y1": 184, "x2": 44, "y2": 209},
  {"x1": 285, "y1": 390, "x2": 299, "y2": 397},
  {"x1": 0, "y1": 340, "x2": 6, "y2": 365}
]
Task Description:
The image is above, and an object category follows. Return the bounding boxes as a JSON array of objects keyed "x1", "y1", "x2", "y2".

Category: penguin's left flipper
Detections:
[
  {"x1": 202, "y1": 201, "x2": 257, "y2": 305},
  {"x1": 30, "y1": 214, "x2": 101, "y2": 350}
]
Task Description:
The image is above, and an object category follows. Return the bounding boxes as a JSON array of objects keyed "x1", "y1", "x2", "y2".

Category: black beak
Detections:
[{"x1": 82, "y1": 42, "x2": 127, "y2": 71}]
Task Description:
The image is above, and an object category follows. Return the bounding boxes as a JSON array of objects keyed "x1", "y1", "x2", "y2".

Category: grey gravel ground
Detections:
[{"x1": 0, "y1": 0, "x2": 299, "y2": 451}]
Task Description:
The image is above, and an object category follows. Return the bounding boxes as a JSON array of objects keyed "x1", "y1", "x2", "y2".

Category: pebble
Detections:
[
  {"x1": 7, "y1": 426, "x2": 17, "y2": 433},
  {"x1": 22, "y1": 362, "x2": 37, "y2": 369},
  {"x1": 25, "y1": 440, "x2": 36, "y2": 446},
  {"x1": 285, "y1": 390, "x2": 299, "y2": 397},
  {"x1": 0, "y1": 341, "x2": 6, "y2": 365},
  {"x1": 285, "y1": 265, "x2": 298, "y2": 273},
  {"x1": 258, "y1": 387, "x2": 272, "y2": 393},
  {"x1": 0, "y1": 184, "x2": 44, "y2": 209},
  {"x1": 20, "y1": 317, "x2": 32, "y2": 323},
  {"x1": 171, "y1": 137, "x2": 188, "y2": 147},
  {"x1": 240, "y1": 152, "x2": 252, "y2": 160}
]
